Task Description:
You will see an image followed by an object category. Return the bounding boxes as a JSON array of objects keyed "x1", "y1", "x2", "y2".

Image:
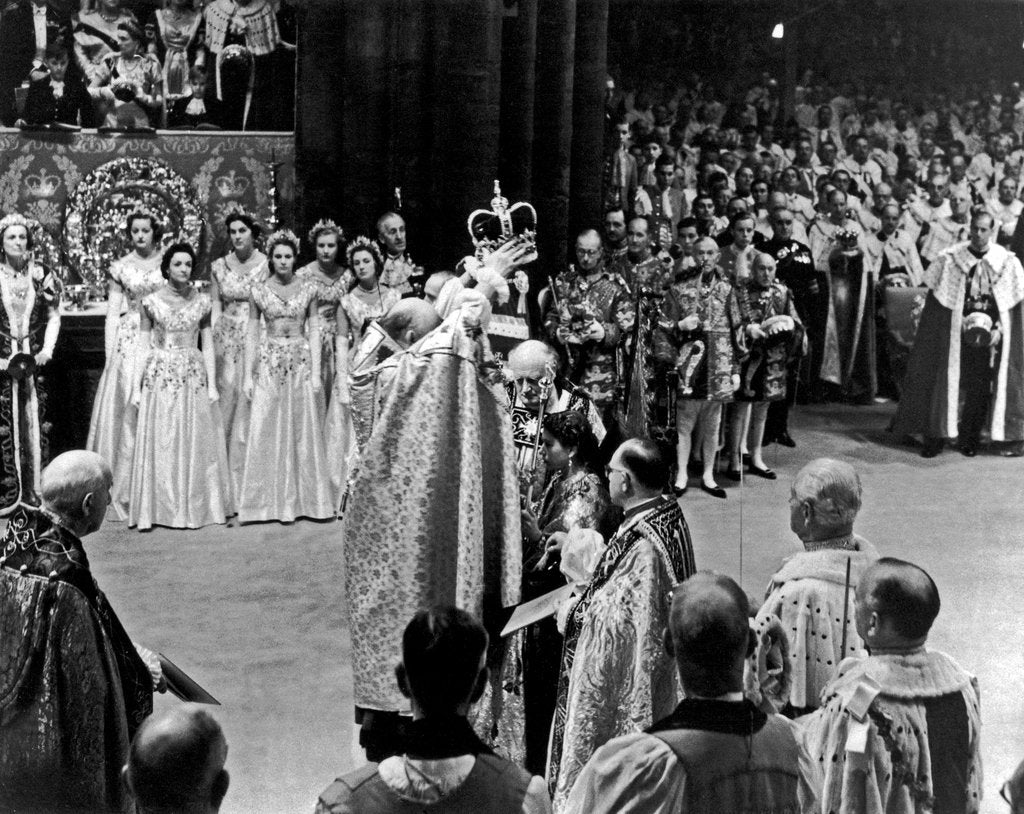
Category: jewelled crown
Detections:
[{"x1": 467, "y1": 181, "x2": 537, "y2": 255}]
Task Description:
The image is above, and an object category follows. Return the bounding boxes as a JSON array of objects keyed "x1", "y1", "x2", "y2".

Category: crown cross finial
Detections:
[{"x1": 491, "y1": 180, "x2": 509, "y2": 215}]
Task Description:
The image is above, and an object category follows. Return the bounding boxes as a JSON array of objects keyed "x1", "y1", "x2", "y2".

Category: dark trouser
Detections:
[{"x1": 958, "y1": 343, "x2": 996, "y2": 445}]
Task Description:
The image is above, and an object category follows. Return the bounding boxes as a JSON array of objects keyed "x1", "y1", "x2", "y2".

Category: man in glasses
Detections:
[
  {"x1": 544, "y1": 229, "x2": 634, "y2": 424},
  {"x1": 547, "y1": 439, "x2": 694, "y2": 811}
]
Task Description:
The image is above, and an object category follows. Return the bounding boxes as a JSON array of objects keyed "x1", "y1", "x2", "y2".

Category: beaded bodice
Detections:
[
  {"x1": 342, "y1": 285, "x2": 400, "y2": 340},
  {"x1": 212, "y1": 252, "x2": 266, "y2": 304},
  {"x1": 253, "y1": 280, "x2": 315, "y2": 324},
  {"x1": 112, "y1": 254, "x2": 163, "y2": 312},
  {"x1": 297, "y1": 264, "x2": 352, "y2": 329},
  {"x1": 144, "y1": 292, "x2": 210, "y2": 350}
]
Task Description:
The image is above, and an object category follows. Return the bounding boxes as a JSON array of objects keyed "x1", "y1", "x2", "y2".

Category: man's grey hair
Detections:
[
  {"x1": 40, "y1": 450, "x2": 110, "y2": 523},
  {"x1": 792, "y1": 458, "x2": 862, "y2": 528},
  {"x1": 375, "y1": 211, "x2": 403, "y2": 236}
]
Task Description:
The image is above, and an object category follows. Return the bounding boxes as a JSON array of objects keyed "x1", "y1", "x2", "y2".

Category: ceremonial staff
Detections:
[
  {"x1": 530, "y1": 361, "x2": 556, "y2": 480},
  {"x1": 840, "y1": 556, "x2": 853, "y2": 656}
]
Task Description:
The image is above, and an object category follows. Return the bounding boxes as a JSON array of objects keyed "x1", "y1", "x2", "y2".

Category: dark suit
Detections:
[
  {"x1": 167, "y1": 92, "x2": 221, "y2": 129},
  {"x1": 23, "y1": 70, "x2": 95, "y2": 126},
  {"x1": 0, "y1": 1, "x2": 72, "y2": 124}
]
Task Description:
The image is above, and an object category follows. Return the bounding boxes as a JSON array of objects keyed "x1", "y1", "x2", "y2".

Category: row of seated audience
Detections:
[
  {"x1": 0, "y1": 0, "x2": 295, "y2": 130},
  {"x1": 599, "y1": 66, "x2": 1024, "y2": 459}
]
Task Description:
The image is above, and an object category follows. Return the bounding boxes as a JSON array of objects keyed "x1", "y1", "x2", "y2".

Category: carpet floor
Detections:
[{"x1": 85, "y1": 401, "x2": 1023, "y2": 813}]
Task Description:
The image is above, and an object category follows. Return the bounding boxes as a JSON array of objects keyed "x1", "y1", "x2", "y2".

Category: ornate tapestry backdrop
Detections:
[{"x1": 0, "y1": 130, "x2": 295, "y2": 283}]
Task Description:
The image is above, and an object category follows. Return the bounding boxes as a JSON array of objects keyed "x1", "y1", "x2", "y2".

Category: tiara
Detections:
[
  {"x1": 267, "y1": 228, "x2": 299, "y2": 248},
  {"x1": 126, "y1": 206, "x2": 159, "y2": 225},
  {"x1": 0, "y1": 213, "x2": 31, "y2": 234},
  {"x1": 346, "y1": 234, "x2": 382, "y2": 266},
  {"x1": 307, "y1": 218, "x2": 343, "y2": 245}
]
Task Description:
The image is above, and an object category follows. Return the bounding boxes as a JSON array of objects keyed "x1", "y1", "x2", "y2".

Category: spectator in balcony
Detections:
[
  {"x1": 73, "y1": 0, "x2": 138, "y2": 88},
  {"x1": 96, "y1": 20, "x2": 162, "y2": 127},
  {"x1": 203, "y1": 0, "x2": 285, "y2": 130},
  {"x1": 147, "y1": 0, "x2": 206, "y2": 126},
  {"x1": 167, "y1": 64, "x2": 219, "y2": 128},
  {"x1": 22, "y1": 39, "x2": 97, "y2": 127},
  {"x1": 0, "y1": 0, "x2": 73, "y2": 125}
]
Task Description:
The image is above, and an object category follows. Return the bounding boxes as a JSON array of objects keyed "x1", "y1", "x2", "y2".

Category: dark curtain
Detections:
[
  {"x1": 569, "y1": 0, "x2": 610, "y2": 239},
  {"x1": 531, "y1": 0, "x2": 576, "y2": 278},
  {"x1": 295, "y1": 0, "x2": 608, "y2": 272}
]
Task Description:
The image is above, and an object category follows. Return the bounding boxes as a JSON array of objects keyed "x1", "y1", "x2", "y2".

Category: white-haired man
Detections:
[
  {"x1": 0, "y1": 450, "x2": 161, "y2": 812},
  {"x1": 754, "y1": 458, "x2": 878, "y2": 716},
  {"x1": 505, "y1": 339, "x2": 606, "y2": 480},
  {"x1": 376, "y1": 211, "x2": 417, "y2": 295}
]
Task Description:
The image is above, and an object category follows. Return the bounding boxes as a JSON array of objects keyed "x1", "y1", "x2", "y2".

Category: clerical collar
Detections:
[
  {"x1": 403, "y1": 715, "x2": 494, "y2": 760},
  {"x1": 804, "y1": 533, "x2": 856, "y2": 552},
  {"x1": 647, "y1": 698, "x2": 767, "y2": 737},
  {"x1": 623, "y1": 495, "x2": 665, "y2": 522},
  {"x1": 968, "y1": 245, "x2": 988, "y2": 260}
]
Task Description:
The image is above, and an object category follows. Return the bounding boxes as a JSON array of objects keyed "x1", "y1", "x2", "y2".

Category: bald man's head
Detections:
[
  {"x1": 668, "y1": 572, "x2": 750, "y2": 696},
  {"x1": 508, "y1": 340, "x2": 560, "y2": 381},
  {"x1": 125, "y1": 705, "x2": 229, "y2": 814},
  {"x1": 507, "y1": 340, "x2": 561, "y2": 411},
  {"x1": 41, "y1": 450, "x2": 112, "y2": 535},
  {"x1": 855, "y1": 558, "x2": 940, "y2": 648},
  {"x1": 378, "y1": 298, "x2": 441, "y2": 349}
]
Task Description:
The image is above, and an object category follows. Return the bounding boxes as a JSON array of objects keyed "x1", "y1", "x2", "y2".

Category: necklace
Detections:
[
  {"x1": 167, "y1": 281, "x2": 193, "y2": 301},
  {"x1": 1, "y1": 264, "x2": 30, "y2": 303}
]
